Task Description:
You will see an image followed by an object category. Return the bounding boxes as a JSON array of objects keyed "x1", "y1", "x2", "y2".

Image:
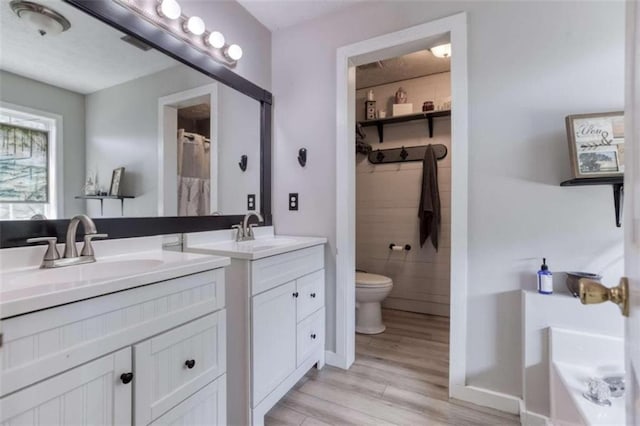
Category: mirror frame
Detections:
[{"x1": 0, "y1": 0, "x2": 272, "y2": 248}]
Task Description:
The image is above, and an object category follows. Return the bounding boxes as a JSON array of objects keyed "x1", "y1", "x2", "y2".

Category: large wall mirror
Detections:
[{"x1": 0, "y1": 0, "x2": 272, "y2": 247}]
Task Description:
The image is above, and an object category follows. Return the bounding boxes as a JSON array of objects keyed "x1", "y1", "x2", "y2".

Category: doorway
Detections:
[
  {"x1": 334, "y1": 12, "x2": 473, "y2": 405},
  {"x1": 157, "y1": 84, "x2": 218, "y2": 216}
]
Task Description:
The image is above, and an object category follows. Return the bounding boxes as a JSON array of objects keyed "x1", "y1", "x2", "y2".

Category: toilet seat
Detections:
[{"x1": 356, "y1": 272, "x2": 392, "y2": 287}]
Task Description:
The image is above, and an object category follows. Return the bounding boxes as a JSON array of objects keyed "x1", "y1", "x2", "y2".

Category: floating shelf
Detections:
[
  {"x1": 360, "y1": 110, "x2": 451, "y2": 143},
  {"x1": 560, "y1": 177, "x2": 624, "y2": 227},
  {"x1": 75, "y1": 195, "x2": 135, "y2": 216}
]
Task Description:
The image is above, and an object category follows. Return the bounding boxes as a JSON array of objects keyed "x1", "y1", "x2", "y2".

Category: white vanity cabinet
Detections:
[
  {"x1": 0, "y1": 266, "x2": 228, "y2": 426},
  {"x1": 225, "y1": 243, "x2": 326, "y2": 426}
]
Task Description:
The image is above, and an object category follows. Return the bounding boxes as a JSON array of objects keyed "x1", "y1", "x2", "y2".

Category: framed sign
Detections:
[
  {"x1": 109, "y1": 167, "x2": 125, "y2": 196},
  {"x1": 565, "y1": 111, "x2": 624, "y2": 179}
]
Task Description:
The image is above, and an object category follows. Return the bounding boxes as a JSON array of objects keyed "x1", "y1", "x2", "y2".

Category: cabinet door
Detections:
[
  {"x1": 149, "y1": 375, "x2": 226, "y2": 426},
  {"x1": 251, "y1": 281, "x2": 297, "y2": 406},
  {"x1": 0, "y1": 348, "x2": 131, "y2": 426}
]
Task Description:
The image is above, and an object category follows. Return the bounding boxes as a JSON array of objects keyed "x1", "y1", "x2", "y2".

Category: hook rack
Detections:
[{"x1": 369, "y1": 144, "x2": 447, "y2": 165}]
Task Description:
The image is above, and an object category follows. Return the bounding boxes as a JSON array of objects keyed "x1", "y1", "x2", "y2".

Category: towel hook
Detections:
[
  {"x1": 298, "y1": 148, "x2": 307, "y2": 167},
  {"x1": 238, "y1": 155, "x2": 248, "y2": 172}
]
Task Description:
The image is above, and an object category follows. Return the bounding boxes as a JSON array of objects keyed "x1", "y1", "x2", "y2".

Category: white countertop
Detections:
[
  {"x1": 184, "y1": 228, "x2": 327, "y2": 260},
  {"x1": 0, "y1": 238, "x2": 230, "y2": 318}
]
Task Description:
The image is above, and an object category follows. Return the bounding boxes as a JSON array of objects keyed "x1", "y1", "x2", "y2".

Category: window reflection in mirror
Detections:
[{"x1": 0, "y1": 0, "x2": 261, "y2": 220}]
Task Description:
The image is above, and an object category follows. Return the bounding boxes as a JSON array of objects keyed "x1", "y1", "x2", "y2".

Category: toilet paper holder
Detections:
[{"x1": 389, "y1": 243, "x2": 411, "y2": 251}]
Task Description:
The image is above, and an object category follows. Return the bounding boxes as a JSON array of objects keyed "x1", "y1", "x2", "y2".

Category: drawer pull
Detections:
[
  {"x1": 310, "y1": 293, "x2": 316, "y2": 298},
  {"x1": 120, "y1": 372, "x2": 134, "y2": 384},
  {"x1": 293, "y1": 292, "x2": 299, "y2": 298},
  {"x1": 185, "y1": 359, "x2": 196, "y2": 369},
  {"x1": 310, "y1": 333, "x2": 317, "y2": 340}
]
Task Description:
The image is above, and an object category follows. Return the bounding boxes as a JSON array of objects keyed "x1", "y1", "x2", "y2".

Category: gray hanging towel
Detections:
[{"x1": 418, "y1": 144, "x2": 441, "y2": 250}]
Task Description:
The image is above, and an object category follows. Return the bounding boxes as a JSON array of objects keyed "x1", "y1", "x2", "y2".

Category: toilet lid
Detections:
[{"x1": 355, "y1": 272, "x2": 393, "y2": 287}]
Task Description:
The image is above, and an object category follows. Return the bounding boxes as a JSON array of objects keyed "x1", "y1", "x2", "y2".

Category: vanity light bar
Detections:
[{"x1": 113, "y1": 0, "x2": 242, "y2": 66}]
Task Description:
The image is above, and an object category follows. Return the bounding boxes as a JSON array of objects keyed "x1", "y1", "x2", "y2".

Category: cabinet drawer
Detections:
[
  {"x1": 134, "y1": 311, "x2": 226, "y2": 425},
  {"x1": 2, "y1": 268, "x2": 225, "y2": 397},
  {"x1": 296, "y1": 269, "x2": 325, "y2": 322},
  {"x1": 251, "y1": 245, "x2": 324, "y2": 295},
  {"x1": 296, "y1": 308, "x2": 324, "y2": 367},
  {"x1": 149, "y1": 375, "x2": 226, "y2": 426}
]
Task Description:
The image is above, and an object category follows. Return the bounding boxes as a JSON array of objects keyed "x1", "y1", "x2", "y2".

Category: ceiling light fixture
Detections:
[
  {"x1": 430, "y1": 43, "x2": 451, "y2": 58},
  {"x1": 157, "y1": 0, "x2": 181, "y2": 20},
  {"x1": 184, "y1": 16, "x2": 205, "y2": 35},
  {"x1": 206, "y1": 31, "x2": 225, "y2": 49},
  {"x1": 10, "y1": 0, "x2": 71, "y2": 36},
  {"x1": 114, "y1": 0, "x2": 242, "y2": 66}
]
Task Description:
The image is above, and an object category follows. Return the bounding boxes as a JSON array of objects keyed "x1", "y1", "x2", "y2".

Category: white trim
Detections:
[
  {"x1": 324, "y1": 350, "x2": 345, "y2": 369},
  {"x1": 157, "y1": 84, "x2": 219, "y2": 216},
  {"x1": 0, "y1": 101, "x2": 64, "y2": 219},
  {"x1": 519, "y1": 400, "x2": 550, "y2": 426},
  {"x1": 451, "y1": 385, "x2": 521, "y2": 415},
  {"x1": 335, "y1": 13, "x2": 469, "y2": 390}
]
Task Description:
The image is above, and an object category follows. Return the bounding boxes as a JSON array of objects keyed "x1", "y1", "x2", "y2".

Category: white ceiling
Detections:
[
  {"x1": 0, "y1": 0, "x2": 178, "y2": 94},
  {"x1": 356, "y1": 50, "x2": 451, "y2": 89},
  {"x1": 237, "y1": 0, "x2": 360, "y2": 31}
]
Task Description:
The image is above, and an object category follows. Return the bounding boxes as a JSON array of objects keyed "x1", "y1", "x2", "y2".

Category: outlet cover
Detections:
[
  {"x1": 289, "y1": 193, "x2": 299, "y2": 211},
  {"x1": 247, "y1": 194, "x2": 256, "y2": 210}
]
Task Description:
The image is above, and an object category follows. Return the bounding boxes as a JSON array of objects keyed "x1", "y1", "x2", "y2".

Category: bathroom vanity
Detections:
[
  {"x1": 184, "y1": 227, "x2": 327, "y2": 426},
  {"x1": 0, "y1": 237, "x2": 230, "y2": 425}
]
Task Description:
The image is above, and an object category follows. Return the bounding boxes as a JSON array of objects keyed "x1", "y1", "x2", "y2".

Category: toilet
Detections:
[{"x1": 355, "y1": 271, "x2": 393, "y2": 334}]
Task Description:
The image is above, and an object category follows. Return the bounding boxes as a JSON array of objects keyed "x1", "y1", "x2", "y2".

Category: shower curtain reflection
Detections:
[{"x1": 177, "y1": 129, "x2": 210, "y2": 216}]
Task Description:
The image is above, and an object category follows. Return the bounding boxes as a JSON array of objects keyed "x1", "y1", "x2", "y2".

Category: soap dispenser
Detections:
[{"x1": 537, "y1": 258, "x2": 553, "y2": 295}]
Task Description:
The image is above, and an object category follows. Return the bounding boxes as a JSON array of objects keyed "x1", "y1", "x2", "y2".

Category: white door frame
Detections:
[
  {"x1": 157, "y1": 83, "x2": 219, "y2": 216},
  {"x1": 334, "y1": 13, "x2": 470, "y2": 400}
]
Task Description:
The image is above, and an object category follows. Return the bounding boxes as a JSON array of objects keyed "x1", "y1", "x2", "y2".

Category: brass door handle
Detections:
[{"x1": 579, "y1": 277, "x2": 629, "y2": 317}]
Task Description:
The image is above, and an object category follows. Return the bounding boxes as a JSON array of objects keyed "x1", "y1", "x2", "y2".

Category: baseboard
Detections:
[
  {"x1": 518, "y1": 400, "x2": 550, "y2": 426},
  {"x1": 325, "y1": 351, "x2": 348, "y2": 369},
  {"x1": 451, "y1": 384, "x2": 521, "y2": 415}
]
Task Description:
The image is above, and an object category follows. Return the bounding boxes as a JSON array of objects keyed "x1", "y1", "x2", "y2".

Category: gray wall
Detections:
[
  {"x1": 271, "y1": 1, "x2": 625, "y2": 399},
  {"x1": 180, "y1": 0, "x2": 272, "y2": 91},
  {"x1": 0, "y1": 70, "x2": 85, "y2": 217},
  {"x1": 85, "y1": 65, "x2": 261, "y2": 217}
]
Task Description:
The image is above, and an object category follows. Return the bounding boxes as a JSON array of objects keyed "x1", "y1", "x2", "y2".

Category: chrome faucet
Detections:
[
  {"x1": 233, "y1": 211, "x2": 264, "y2": 241},
  {"x1": 27, "y1": 214, "x2": 108, "y2": 268}
]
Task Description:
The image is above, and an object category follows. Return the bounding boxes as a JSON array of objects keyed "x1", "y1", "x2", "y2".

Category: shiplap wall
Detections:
[{"x1": 356, "y1": 72, "x2": 451, "y2": 317}]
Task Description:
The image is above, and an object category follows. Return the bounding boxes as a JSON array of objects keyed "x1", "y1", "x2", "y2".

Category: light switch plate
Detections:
[
  {"x1": 247, "y1": 194, "x2": 256, "y2": 210},
  {"x1": 289, "y1": 193, "x2": 298, "y2": 211}
]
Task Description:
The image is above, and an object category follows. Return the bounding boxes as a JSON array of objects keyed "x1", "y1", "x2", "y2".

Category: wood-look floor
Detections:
[{"x1": 265, "y1": 309, "x2": 519, "y2": 426}]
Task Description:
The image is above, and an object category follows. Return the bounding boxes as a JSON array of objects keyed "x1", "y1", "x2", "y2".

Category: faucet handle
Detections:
[
  {"x1": 26, "y1": 237, "x2": 60, "y2": 261},
  {"x1": 80, "y1": 233, "x2": 108, "y2": 257},
  {"x1": 232, "y1": 224, "x2": 244, "y2": 241}
]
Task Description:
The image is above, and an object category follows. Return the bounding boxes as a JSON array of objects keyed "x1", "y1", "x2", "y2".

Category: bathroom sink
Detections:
[
  {"x1": 238, "y1": 238, "x2": 297, "y2": 251},
  {"x1": 2, "y1": 258, "x2": 165, "y2": 292},
  {"x1": 184, "y1": 232, "x2": 327, "y2": 260}
]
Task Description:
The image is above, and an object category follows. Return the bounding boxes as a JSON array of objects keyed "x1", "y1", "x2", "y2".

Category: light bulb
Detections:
[
  {"x1": 226, "y1": 44, "x2": 242, "y2": 61},
  {"x1": 206, "y1": 31, "x2": 225, "y2": 49},
  {"x1": 184, "y1": 16, "x2": 205, "y2": 35},
  {"x1": 430, "y1": 43, "x2": 451, "y2": 58},
  {"x1": 157, "y1": 0, "x2": 181, "y2": 20}
]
